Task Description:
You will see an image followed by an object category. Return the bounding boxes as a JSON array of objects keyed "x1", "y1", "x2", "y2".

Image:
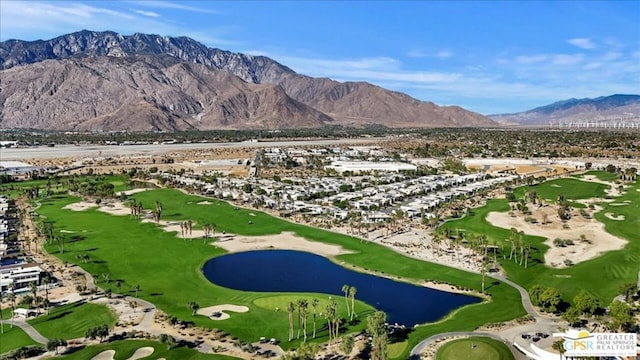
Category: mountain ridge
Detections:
[
  {"x1": 0, "y1": 30, "x2": 496, "y2": 131},
  {"x1": 489, "y1": 94, "x2": 640, "y2": 125}
]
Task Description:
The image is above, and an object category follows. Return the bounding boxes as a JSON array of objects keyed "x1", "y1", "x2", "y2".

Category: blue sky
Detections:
[{"x1": 1, "y1": 0, "x2": 639, "y2": 114}]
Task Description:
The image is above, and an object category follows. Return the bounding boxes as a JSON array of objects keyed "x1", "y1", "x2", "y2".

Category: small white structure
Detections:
[{"x1": 324, "y1": 161, "x2": 417, "y2": 174}]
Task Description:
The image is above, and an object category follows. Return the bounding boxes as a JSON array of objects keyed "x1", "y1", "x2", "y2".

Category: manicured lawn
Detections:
[
  {"x1": 436, "y1": 336, "x2": 515, "y2": 360},
  {"x1": 28, "y1": 302, "x2": 116, "y2": 340},
  {"x1": 514, "y1": 177, "x2": 608, "y2": 203},
  {"x1": 56, "y1": 339, "x2": 240, "y2": 360},
  {"x1": 444, "y1": 176, "x2": 640, "y2": 305},
  {"x1": 34, "y1": 179, "x2": 525, "y2": 359},
  {"x1": 0, "y1": 324, "x2": 40, "y2": 354}
]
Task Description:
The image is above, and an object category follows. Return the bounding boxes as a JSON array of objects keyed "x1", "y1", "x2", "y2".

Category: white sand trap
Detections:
[
  {"x1": 197, "y1": 201, "x2": 213, "y2": 205},
  {"x1": 249, "y1": 213, "x2": 256, "y2": 216},
  {"x1": 604, "y1": 213, "x2": 625, "y2": 221},
  {"x1": 63, "y1": 202, "x2": 97, "y2": 211},
  {"x1": 196, "y1": 304, "x2": 249, "y2": 320},
  {"x1": 214, "y1": 231, "x2": 353, "y2": 257},
  {"x1": 126, "y1": 347, "x2": 154, "y2": 360},
  {"x1": 609, "y1": 203, "x2": 628, "y2": 206},
  {"x1": 117, "y1": 188, "x2": 149, "y2": 196},
  {"x1": 91, "y1": 350, "x2": 115, "y2": 360},
  {"x1": 60, "y1": 230, "x2": 76, "y2": 233},
  {"x1": 141, "y1": 219, "x2": 207, "y2": 239},
  {"x1": 551, "y1": 184, "x2": 562, "y2": 188},
  {"x1": 487, "y1": 211, "x2": 627, "y2": 268}
]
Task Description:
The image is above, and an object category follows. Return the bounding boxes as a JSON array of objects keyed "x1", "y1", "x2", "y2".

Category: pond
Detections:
[{"x1": 202, "y1": 250, "x2": 481, "y2": 326}]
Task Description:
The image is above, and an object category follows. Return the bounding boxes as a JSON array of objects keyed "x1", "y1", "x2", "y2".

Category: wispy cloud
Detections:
[
  {"x1": 124, "y1": 0, "x2": 219, "y2": 14},
  {"x1": 0, "y1": 0, "x2": 236, "y2": 45},
  {"x1": 551, "y1": 53, "x2": 584, "y2": 66},
  {"x1": 406, "y1": 48, "x2": 453, "y2": 59},
  {"x1": 567, "y1": 37, "x2": 596, "y2": 49},
  {"x1": 133, "y1": 9, "x2": 160, "y2": 18}
]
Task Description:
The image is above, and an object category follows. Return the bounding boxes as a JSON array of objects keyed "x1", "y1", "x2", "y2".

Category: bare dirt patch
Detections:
[
  {"x1": 487, "y1": 208, "x2": 627, "y2": 268},
  {"x1": 127, "y1": 347, "x2": 154, "y2": 360}
]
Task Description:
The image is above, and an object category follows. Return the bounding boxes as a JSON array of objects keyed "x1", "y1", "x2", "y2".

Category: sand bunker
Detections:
[
  {"x1": 610, "y1": 203, "x2": 628, "y2": 206},
  {"x1": 604, "y1": 213, "x2": 625, "y2": 221},
  {"x1": 60, "y1": 230, "x2": 76, "y2": 233},
  {"x1": 140, "y1": 219, "x2": 207, "y2": 239},
  {"x1": 91, "y1": 350, "x2": 115, "y2": 360},
  {"x1": 117, "y1": 188, "x2": 149, "y2": 196},
  {"x1": 63, "y1": 202, "x2": 97, "y2": 212},
  {"x1": 196, "y1": 304, "x2": 249, "y2": 320},
  {"x1": 63, "y1": 200, "x2": 132, "y2": 216},
  {"x1": 486, "y1": 211, "x2": 627, "y2": 268},
  {"x1": 197, "y1": 201, "x2": 213, "y2": 205},
  {"x1": 127, "y1": 347, "x2": 154, "y2": 360},
  {"x1": 214, "y1": 231, "x2": 353, "y2": 257}
]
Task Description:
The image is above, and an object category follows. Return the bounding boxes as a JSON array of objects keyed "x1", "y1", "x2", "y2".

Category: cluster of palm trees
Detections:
[
  {"x1": 180, "y1": 220, "x2": 193, "y2": 237},
  {"x1": 152, "y1": 201, "x2": 163, "y2": 223},
  {"x1": 0, "y1": 283, "x2": 17, "y2": 333},
  {"x1": 129, "y1": 199, "x2": 144, "y2": 217},
  {"x1": 287, "y1": 298, "x2": 318, "y2": 343},
  {"x1": 341, "y1": 284, "x2": 357, "y2": 321}
]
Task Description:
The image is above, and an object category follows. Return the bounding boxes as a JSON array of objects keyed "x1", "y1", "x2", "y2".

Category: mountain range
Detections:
[
  {"x1": 0, "y1": 30, "x2": 495, "y2": 131},
  {"x1": 490, "y1": 94, "x2": 640, "y2": 126}
]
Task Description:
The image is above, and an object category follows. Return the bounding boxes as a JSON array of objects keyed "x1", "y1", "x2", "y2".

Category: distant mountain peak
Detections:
[{"x1": 489, "y1": 94, "x2": 640, "y2": 125}]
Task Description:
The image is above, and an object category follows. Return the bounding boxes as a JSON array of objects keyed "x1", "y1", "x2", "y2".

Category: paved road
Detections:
[
  {"x1": 1, "y1": 318, "x2": 49, "y2": 344},
  {"x1": 0, "y1": 138, "x2": 382, "y2": 160}
]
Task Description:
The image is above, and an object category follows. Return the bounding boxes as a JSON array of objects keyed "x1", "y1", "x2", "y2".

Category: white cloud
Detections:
[
  {"x1": 124, "y1": 0, "x2": 219, "y2": 14},
  {"x1": 133, "y1": 10, "x2": 160, "y2": 18},
  {"x1": 551, "y1": 54, "x2": 584, "y2": 66},
  {"x1": 406, "y1": 49, "x2": 453, "y2": 59},
  {"x1": 435, "y1": 50, "x2": 454, "y2": 59},
  {"x1": 568, "y1": 37, "x2": 596, "y2": 50}
]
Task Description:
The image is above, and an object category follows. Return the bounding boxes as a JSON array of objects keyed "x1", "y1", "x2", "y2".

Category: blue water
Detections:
[{"x1": 202, "y1": 250, "x2": 480, "y2": 326}]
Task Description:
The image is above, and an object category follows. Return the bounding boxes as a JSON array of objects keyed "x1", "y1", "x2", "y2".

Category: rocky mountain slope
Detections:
[
  {"x1": 490, "y1": 94, "x2": 640, "y2": 126},
  {"x1": 0, "y1": 30, "x2": 495, "y2": 130}
]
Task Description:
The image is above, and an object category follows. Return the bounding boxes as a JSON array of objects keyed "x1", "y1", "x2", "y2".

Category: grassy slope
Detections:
[
  {"x1": 0, "y1": 325, "x2": 39, "y2": 354},
  {"x1": 444, "y1": 173, "x2": 640, "y2": 304},
  {"x1": 56, "y1": 339, "x2": 239, "y2": 360},
  {"x1": 436, "y1": 336, "x2": 515, "y2": 360},
  {"x1": 35, "y1": 185, "x2": 524, "y2": 359},
  {"x1": 28, "y1": 302, "x2": 116, "y2": 340}
]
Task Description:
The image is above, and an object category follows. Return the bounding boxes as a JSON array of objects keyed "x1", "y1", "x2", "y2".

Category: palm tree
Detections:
[
  {"x1": 349, "y1": 286, "x2": 357, "y2": 321},
  {"x1": 341, "y1": 284, "x2": 350, "y2": 318},
  {"x1": 42, "y1": 273, "x2": 51, "y2": 314},
  {"x1": 300, "y1": 299, "x2": 309, "y2": 342},
  {"x1": 187, "y1": 301, "x2": 199, "y2": 316},
  {"x1": 7, "y1": 291, "x2": 16, "y2": 328},
  {"x1": 481, "y1": 260, "x2": 490, "y2": 294},
  {"x1": 0, "y1": 289, "x2": 4, "y2": 334},
  {"x1": 133, "y1": 284, "x2": 140, "y2": 297},
  {"x1": 287, "y1": 302, "x2": 295, "y2": 341},
  {"x1": 311, "y1": 298, "x2": 319, "y2": 338},
  {"x1": 296, "y1": 299, "x2": 304, "y2": 339},
  {"x1": 552, "y1": 339, "x2": 566, "y2": 360},
  {"x1": 29, "y1": 281, "x2": 39, "y2": 314}
]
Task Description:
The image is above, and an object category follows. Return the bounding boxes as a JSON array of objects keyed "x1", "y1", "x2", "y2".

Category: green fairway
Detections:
[
  {"x1": 514, "y1": 177, "x2": 608, "y2": 204},
  {"x1": 56, "y1": 339, "x2": 239, "y2": 360},
  {"x1": 436, "y1": 336, "x2": 515, "y2": 360},
  {"x1": 444, "y1": 175, "x2": 640, "y2": 305},
  {"x1": 0, "y1": 325, "x2": 40, "y2": 354},
  {"x1": 28, "y1": 302, "x2": 116, "y2": 340},
  {"x1": 33, "y1": 178, "x2": 526, "y2": 358}
]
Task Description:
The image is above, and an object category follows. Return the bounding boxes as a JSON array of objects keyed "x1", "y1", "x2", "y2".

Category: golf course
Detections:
[{"x1": 3, "y1": 169, "x2": 637, "y2": 358}]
